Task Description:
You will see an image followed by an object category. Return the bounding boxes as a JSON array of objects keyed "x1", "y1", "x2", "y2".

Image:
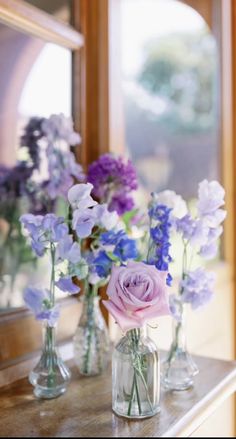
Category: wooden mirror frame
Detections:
[{"x1": 0, "y1": 0, "x2": 84, "y2": 49}]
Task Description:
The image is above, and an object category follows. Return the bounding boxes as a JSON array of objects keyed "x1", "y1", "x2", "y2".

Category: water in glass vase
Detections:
[
  {"x1": 162, "y1": 307, "x2": 199, "y2": 391},
  {"x1": 112, "y1": 327, "x2": 160, "y2": 419},
  {"x1": 29, "y1": 323, "x2": 71, "y2": 399},
  {"x1": 73, "y1": 293, "x2": 110, "y2": 376}
]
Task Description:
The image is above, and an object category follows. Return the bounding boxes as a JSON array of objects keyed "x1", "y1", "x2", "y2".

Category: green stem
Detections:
[
  {"x1": 134, "y1": 371, "x2": 142, "y2": 415},
  {"x1": 50, "y1": 243, "x2": 56, "y2": 306},
  {"x1": 127, "y1": 372, "x2": 136, "y2": 416},
  {"x1": 82, "y1": 284, "x2": 97, "y2": 374}
]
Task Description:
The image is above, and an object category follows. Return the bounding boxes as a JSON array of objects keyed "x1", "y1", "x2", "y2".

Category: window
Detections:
[{"x1": 120, "y1": 0, "x2": 219, "y2": 206}]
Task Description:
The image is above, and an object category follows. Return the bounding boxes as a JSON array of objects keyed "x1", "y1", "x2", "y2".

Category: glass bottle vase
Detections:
[
  {"x1": 29, "y1": 323, "x2": 71, "y2": 399},
  {"x1": 112, "y1": 326, "x2": 160, "y2": 419},
  {"x1": 162, "y1": 307, "x2": 199, "y2": 391},
  {"x1": 73, "y1": 294, "x2": 110, "y2": 376}
]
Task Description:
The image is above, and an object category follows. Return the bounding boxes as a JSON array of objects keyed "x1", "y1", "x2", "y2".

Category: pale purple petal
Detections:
[{"x1": 56, "y1": 277, "x2": 80, "y2": 295}]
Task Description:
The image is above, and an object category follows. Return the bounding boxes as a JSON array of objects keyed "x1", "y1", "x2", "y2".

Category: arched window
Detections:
[{"x1": 120, "y1": 0, "x2": 219, "y2": 205}]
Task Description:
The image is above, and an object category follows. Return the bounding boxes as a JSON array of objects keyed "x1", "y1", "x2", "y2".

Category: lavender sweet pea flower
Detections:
[
  {"x1": 181, "y1": 268, "x2": 215, "y2": 310},
  {"x1": 37, "y1": 305, "x2": 60, "y2": 327},
  {"x1": 24, "y1": 287, "x2": 47, "y2": 314},
  {"x1": 72, "y1": 208, "x2": 96, "y2": 238},
  {"x1": 199, "y1": 242, "x2": 218, "y2": 259},
  {"x1": 55, "y1": 277, "x2": 80, "y2": 295},
  {"x1": 42, "y1": 214, "x2": 68, "y2": 242},
  {"x1": 56, "y1": 235, "x2": 81, "y2": 264},
  {"x1": 24, "y1": 287, "x2": 60, "y2": 327}
]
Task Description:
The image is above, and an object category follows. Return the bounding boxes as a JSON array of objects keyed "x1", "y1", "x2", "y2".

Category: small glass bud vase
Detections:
[
  {"x1": 73, "y1": 292, "x2": 110, "y2": 376},
  {"x1": 162, "y1": 306, "x2": 199, "y2": 391},
  {"x1": 112, "y1": 326, "x2": 161, "y2": 419},
  {"x1": 29, "y1": 323, "x2": 71, "y2": 399}
]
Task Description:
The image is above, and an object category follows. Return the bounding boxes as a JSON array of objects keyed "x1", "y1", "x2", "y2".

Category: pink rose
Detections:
[{"x1": 103, "y1": 261, "x2": 170, "y2": 332}]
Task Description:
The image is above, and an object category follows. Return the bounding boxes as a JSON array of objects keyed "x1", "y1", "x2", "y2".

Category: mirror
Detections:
[{"x1": 0, "y1": 22, "x2": 72, "y2": 311}]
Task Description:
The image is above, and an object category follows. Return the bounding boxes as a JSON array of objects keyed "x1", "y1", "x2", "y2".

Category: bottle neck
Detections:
[
  {"x1": 172, "y1": 308, "x2": 187, "y2": 351},
  {"x1": 126, "y1": 325, "x2": 148, "y2": 342},
  {"x1": 43, "y1": 323, "x2": 57, "y2": 353}
]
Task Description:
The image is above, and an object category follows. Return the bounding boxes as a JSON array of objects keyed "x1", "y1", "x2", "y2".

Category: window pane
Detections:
[
  {"x1": 24, "y1": 0, "x2": 72, "y2": 24},
  {"x1": 121, "y1": 0, "x2": 220, "y2": 205}
]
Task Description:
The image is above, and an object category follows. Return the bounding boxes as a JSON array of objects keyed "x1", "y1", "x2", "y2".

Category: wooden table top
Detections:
[{"x1": 1, "y1": 355, "x2": 236, "y2": 438}]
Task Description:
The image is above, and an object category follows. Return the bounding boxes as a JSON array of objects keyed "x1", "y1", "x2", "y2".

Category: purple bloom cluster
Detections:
[
  {"x1": 20, "y1": 213, "x2": 69, "y2": 257},
  {"x1": 175, "y1": 180, "x2": 226, "y2": 260},
  {"x1": 148, "y1": 204, "x2": 173, "y2": 286},
  {"x1": 20, "y1": 117, "x2": 45, "y2": 170},
  {"x1": 181, "y1": 268, "x2": 215, "y2": 310},
  {"x1": 87, "y1": 153, "x2": 138, "y2": 215}
]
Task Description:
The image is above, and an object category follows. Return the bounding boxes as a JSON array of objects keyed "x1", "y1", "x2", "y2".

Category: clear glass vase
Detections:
[
  {"x1": 162, "y1": 306, "x2": 199, "y2": 391},
  {"x1": 73, "y1": 293, "x2": 110, "y2": 376},
  {"x1": 112, "y1": 326, "x2": 160, "y2": 419},
  {"x1": 29, "y1": 323, "x2": 71, "y2": 399}
]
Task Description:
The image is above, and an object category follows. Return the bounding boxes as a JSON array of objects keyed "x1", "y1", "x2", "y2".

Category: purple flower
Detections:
[
  {"x1": 24, "y1": 287, "x2": 60, "y2": 327},
  {"x1": 109, "y1": 193, "x2": 135, "y2": 216},
  {"x1": 72, "y1": 208, "x2": 96, "y2": 238},
  {"x1": 20, "y1": 213, "x2": 69, "y2": 256},
  {"x1": 55, "y1": 277, "x2": 80, "y2": 295},
  {"x1": 181, "y1": 268, "x2": 215, "y2": 310},
  {"x1": 56, "y1": 235, "x2": 81, "y2": 264},
  {"x1": 45, "y1": 149, "x2": 84, "y2": 200},
  {"x1": 87, "y1": 153, "x2": 138, "y2": 215},
  {"x1": 37, "y1": 306, "x2": 60, "y2": 327},
  {"x1": 41, "y1": 113, "x2": 81, "y2": 145},
  {"x1": 20, "y1": 117, "x2": 45, "y2": 170},
  {"x1": 114, "y1": 238, "x2": 138, "y2": 261},
  {"x1": 42, "y1": 214, "x2": 68, "y2": 242},
  {"x1": 176, "y1": 215, "x2": 208, "y2": 247}
]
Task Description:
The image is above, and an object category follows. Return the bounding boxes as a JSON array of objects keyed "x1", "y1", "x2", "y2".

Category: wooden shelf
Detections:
[{"x1": 1, "y1": 355, "x2": 236, "y2": 437}]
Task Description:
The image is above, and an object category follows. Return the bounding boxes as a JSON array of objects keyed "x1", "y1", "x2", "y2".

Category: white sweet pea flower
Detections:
[
  {"x1": 68, "y1": 183, "x2": 97, "y2": 210},
  {"x1": 93, "y1": 204, "x2": 119, "y2": 230},
  {"x1": 152, "y1": 190, "x2": 187, "y2": 219},
  {"x1": 197, "y1": 180, "x2": 225, "y2": 216}
]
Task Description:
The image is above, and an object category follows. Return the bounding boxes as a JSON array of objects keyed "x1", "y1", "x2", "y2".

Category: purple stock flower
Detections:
[
  {"x1": 55, "y1": 277, "x2": 80, "y2": 295},
  {"x1": 181, "y1": 268, "x2": 215, "y2": 310},
  {"x1": 87, "y1": 153, "x2": 138, "y2": 215},
  {"x1": 42, "y1": 113, "x2": 81, "y2": 145},
  {"x1": 20, "y1": 117, "x2": 45, "y2": 170}
]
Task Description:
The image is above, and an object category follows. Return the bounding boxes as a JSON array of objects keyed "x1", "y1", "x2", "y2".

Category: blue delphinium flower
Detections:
[
  {"x1": 93, "y1": 251, "x2": 113, "y2": 278},
  {"x1": 147, "y1": 203, "x2": 173, "y2": 286},
  {"x1": 93, "y1": 229, "x2": 138, "y2": 279},
  {"x1": 114, "y1": 238, "x2": 138, "y2": 261}
]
